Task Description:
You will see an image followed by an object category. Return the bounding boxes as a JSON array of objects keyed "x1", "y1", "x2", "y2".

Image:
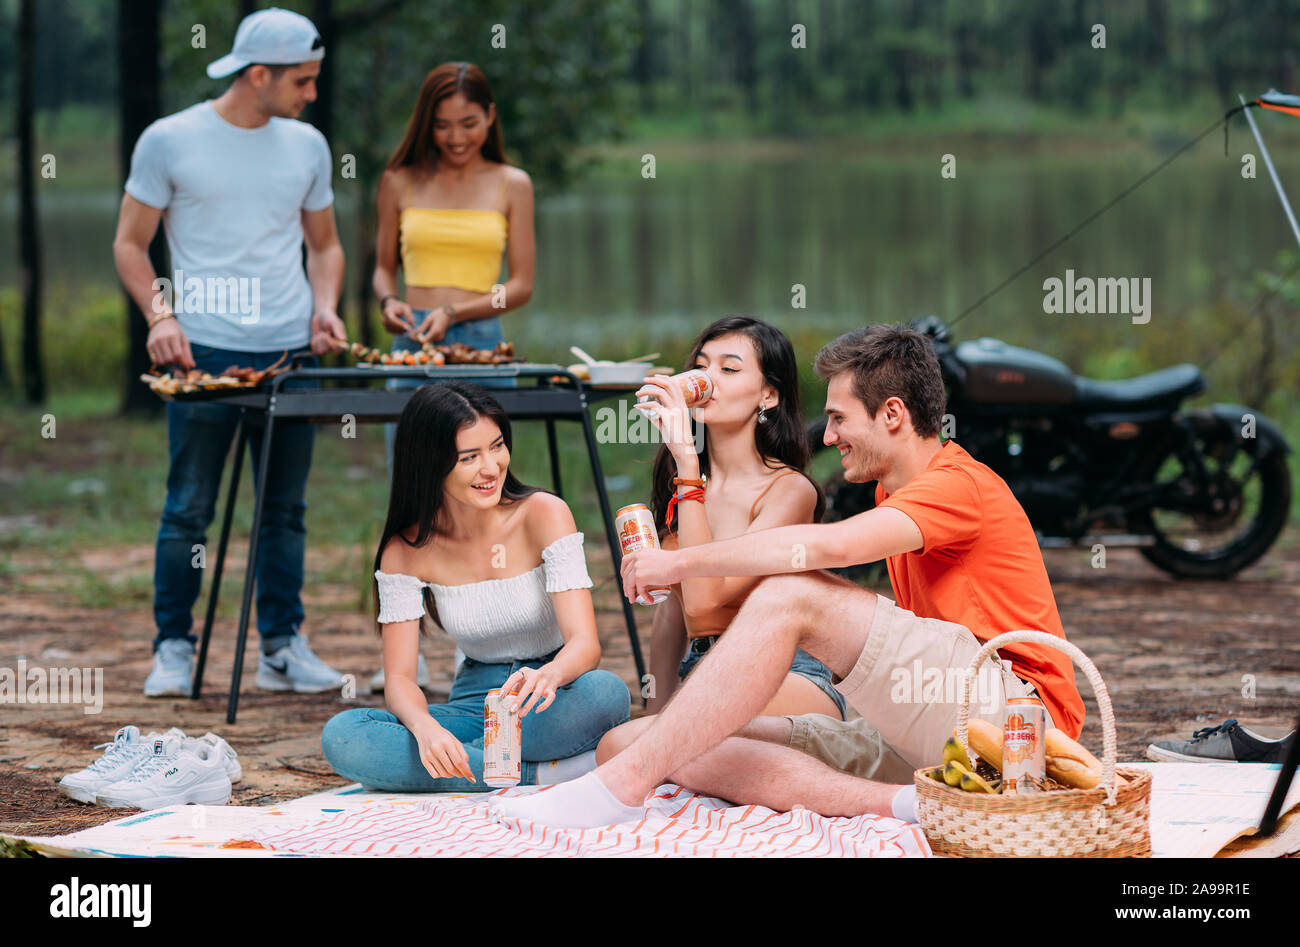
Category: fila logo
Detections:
[
  {"x1": 164, "y1": 767, "x2": 179, "y2": 778},
  {"x1": 154, "y1": 740, "x2": 165, "y2": 754}
]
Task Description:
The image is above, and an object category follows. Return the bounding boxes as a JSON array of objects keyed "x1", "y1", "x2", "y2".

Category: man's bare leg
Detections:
[
  {"x1": 602, "y1": 716, "x2": 905, "y2": 819},
  {"x1": 596, "y1": 711, "x2": 795, "y2": 765},
  {"x1": 595, "y1": 671, "x2": 838, "y2": 765},
  {"x1": 667, "y1": 736, "x2": 899, "y2": 818},
  {"x1": 489, "y1": 573, "x2": 883, "y2": 827},
  {"x1": 597, "y1": 572, "x2": 872, "y2": 803}
]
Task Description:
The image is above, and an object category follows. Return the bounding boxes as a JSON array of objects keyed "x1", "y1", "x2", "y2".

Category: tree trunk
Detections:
[
  {"x1": 119, "y1": 0, "x2": 166, "y2": 415},
  {"x1": 633, "y1": 0, "x2": 654, "y2": 112},
  {"x1": 312, "y1": 0, "x2": 335, "y2": 145},
  {"x1": 18, "y1": 0, "x2": 46, "y2": 404},
  {"x1": 955, "y1": 23, "x2": 976, "y2": 99},
  {"x1": 730, "y1": 0, "x2": 758, "y2": 114}
]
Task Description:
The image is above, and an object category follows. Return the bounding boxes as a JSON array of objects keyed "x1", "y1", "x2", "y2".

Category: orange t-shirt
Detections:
[{"x1": 874, "y1": 441, "x2": 1085, "y2": 738}]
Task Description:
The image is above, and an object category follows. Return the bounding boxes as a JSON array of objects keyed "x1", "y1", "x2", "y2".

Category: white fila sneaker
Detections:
[
  {"x1": 186, "y1": 732, "x2": 242, "y2": 783},
  {"x1": 94, "y1": 734, "x2": 232, "y2": 810},
  {"x1": 57, "y1": 726, "x2": 187, "y2": 804}
]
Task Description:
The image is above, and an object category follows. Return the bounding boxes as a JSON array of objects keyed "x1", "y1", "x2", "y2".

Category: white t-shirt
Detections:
[{"x1": 125, "y1": 101, "x2": 334, "y2": 353}]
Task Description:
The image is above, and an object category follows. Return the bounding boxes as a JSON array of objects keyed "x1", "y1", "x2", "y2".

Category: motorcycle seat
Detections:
[{"x1": 1073, "y1": 363, "x2": 1205, "y2": 410}]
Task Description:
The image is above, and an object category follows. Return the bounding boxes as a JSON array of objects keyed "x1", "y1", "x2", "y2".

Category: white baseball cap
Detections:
[{"x1": 206, "y1": 7, "x2": 324, "y2": 79}]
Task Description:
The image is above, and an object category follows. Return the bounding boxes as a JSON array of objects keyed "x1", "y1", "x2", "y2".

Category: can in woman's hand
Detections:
[
  {"x1": 616, "y1": 503, "x2": 671, "y2": 605},
  {"x1": 635, "y1": 369, "x2": 714, "y2": 421},
  {"x1": 483, "y1": 687, "x2": 522, "y2": 787}
]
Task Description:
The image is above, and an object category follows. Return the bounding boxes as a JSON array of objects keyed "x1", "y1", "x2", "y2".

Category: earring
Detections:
[{"x1": 758, "y1": 404, "x2": 768, "y2": 424}]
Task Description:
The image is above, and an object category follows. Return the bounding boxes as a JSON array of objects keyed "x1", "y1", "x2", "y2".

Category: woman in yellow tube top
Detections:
[
  {"x1": 370, "y1": 61, "x2": 535, "y2": 690},
  {"x1": 372, "y1": 60, "x2": 535, "y2": 386}
]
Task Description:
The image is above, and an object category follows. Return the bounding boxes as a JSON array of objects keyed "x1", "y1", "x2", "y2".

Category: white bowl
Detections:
[{"x1": 586, "y1": 361, "x2": 655, "y2": 386}]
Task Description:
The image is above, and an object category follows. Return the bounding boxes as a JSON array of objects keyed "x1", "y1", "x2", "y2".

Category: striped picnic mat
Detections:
[{"x1": 251, "y1": 784, "x2": 932, "y2": 857}]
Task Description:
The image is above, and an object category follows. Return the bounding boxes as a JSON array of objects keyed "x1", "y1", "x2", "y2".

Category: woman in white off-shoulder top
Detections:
[{"x1": 320, "y1": 382, "x2": 630, "y2": 792}]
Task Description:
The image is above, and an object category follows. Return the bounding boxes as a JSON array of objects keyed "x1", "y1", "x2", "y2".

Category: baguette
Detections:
[
  {"x1": 1045, "y1": 728, "x2": 1104, "y2": 789},
  {"x1": 961, "y1": 719, "x2": 1004, "y2": 771},
  {"x1": 964, "y1": 722, "x2": 1125, "y2": 790}
]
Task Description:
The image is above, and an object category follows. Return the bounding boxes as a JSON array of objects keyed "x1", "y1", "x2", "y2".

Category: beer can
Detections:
[
  {"x1": 636, "y1": 369, "x2": 714, "y2": 421},
  {"x1": 1002, "y1": 696, "x2": 1046, "y2": 794},
  {"x1": 483, "y1": 687, "x2": 521, "y2": 787},
  {"x1": 615, "y1": 503, "x2": 671, "y2": 605}
]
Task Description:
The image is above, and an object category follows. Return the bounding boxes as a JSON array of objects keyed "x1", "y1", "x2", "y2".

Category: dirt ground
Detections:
[{"x1": 2, "y1": 541, "x2": 1298, "y2": 848}]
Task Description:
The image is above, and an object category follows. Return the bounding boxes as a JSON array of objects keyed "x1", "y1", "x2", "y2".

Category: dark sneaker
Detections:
[{"x1": 1146, "y1": 719, "x2": 1295, "y2": 763}]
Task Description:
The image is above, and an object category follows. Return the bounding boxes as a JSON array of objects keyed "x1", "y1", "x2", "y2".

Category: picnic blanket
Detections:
[
  {"x1": 250, "y1": 785, "x2": 932, "y2": 857},
  {"x1": 6, "y1": 783, "x2": 929, "y2": 858},
  {"x1": 6, "y1": 763, "x2": 1296, "y2": 857}
]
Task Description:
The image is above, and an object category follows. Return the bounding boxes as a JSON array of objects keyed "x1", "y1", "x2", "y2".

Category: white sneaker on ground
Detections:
[
  {"x1": 369, "y1": 652, "x2": 430, "y2": 692},
  {"x1": 95, "y1": 734, "x2": 232, "y2": 810},
  {"x1": 144, "y1": 639, "x2": 195, "y2": 698},
  {"x1": 186, "y1": 732, "x2": 242, "y2": 783},
  {"x1": 255, "y1": 635, "x2": 347, "y2": 693},
  {"x1": 57, "y1": 725, "x2": 186, "y2": 804}
]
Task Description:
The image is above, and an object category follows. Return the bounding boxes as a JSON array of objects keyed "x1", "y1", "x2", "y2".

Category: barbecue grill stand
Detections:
[{"x1": 188, "y1": 362, "x2": 646, "y2": 724}]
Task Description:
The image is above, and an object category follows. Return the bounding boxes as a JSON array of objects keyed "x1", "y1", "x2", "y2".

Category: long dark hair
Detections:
[
  {"x1": 650, "y1": 316, "x2": 824, "y2": 535},
  {"x1": 373, "y1": 381, "x2": 539, "y2": 632},
  {"x1": 386, "y1": 62, "x2": 507, "y2": 173}
]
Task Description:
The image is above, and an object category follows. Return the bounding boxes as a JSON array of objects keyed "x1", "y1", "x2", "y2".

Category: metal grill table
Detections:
[{"x1": 186, "y1": 362, "x2": 646, "y2": 723}]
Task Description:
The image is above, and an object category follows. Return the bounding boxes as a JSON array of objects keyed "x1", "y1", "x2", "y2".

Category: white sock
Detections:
[
  {"x1": 890, "y1": 785, "x2": 918, "y2": 824},
  {"x1": 488, "y1": 771, "x2": 643, "y2": 828},
  {"x1": 534, "y1": 749, "x2": 598, "y2": 784}
]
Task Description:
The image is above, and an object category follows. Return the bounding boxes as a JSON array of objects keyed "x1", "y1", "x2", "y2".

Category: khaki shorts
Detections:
[{"x1": 785, "y1": 595, "x2": 1055, "y2": 782}]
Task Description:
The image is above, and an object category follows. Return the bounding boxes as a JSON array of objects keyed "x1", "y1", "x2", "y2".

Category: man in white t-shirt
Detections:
[{"x1": 113, "y1": 8, "x2": 349, "y2": 697}]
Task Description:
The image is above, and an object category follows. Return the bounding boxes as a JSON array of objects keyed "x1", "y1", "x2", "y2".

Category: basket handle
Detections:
[{"x1": 956, "y1": 630, "x2": 1118, "y2": 805}]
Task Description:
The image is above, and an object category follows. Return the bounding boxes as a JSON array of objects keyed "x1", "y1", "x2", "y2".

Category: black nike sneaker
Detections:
[{"x1": 1146, "y1": 719, "x2": 1295, "y2": 763}]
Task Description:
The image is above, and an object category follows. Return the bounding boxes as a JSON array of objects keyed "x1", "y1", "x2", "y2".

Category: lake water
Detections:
[{"x1": 5, "y1": 142, "x2": 1300, "y2": 405}]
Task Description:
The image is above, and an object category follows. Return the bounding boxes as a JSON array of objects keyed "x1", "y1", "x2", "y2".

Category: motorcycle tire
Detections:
[{"x1": 1132, "y1": 443, "x2": 1291, "y2": 580}]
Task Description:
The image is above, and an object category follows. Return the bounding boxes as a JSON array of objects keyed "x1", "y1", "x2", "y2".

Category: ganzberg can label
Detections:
[
  {"x1": 616, "y1": 503, "x2": 671, "y2": 605},
  {"x1": 636, "y1": 369, "x2": 714, "y2": 420},
  {"x1": 1002, "y1": 696, "x2": 1046, "y2": 793},
  {"x1": 483, "y1": 687, "x2": 521, "y2": 787}
]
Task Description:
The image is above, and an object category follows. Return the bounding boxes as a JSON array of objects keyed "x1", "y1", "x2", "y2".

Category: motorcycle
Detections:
[{"x1": 807, "y1": 317, "x2": 1291, "y2": 579}]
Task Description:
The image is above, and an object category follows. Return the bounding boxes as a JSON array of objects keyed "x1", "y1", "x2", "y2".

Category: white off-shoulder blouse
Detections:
[{"x1": 374, "y1": 532, "x2": 593, "y2": 663}]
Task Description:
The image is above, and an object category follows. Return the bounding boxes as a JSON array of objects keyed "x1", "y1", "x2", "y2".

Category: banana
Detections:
[
  {"x1": 942, "y1": 736, "x2": 969, "y2": 767},
  {"x1": 928, "y1": 766, "x2": 945, "y2": 783},
  {"x1": 942, "y1": 760, "x2": 969, "y2": 787},
  {"x1": 959, "y1": 770, "x2": 1001, "y2": 794},
  {"x1": 961, "y1": 719, "x2": 1005, "y2": 771}
]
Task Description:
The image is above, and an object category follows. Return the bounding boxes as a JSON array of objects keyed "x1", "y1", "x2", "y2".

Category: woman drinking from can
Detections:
[{"x1": 596, "y1": 316, "x2": 847, "y2": 762}]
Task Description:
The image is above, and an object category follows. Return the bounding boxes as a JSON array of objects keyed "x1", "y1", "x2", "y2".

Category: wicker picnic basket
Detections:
[{"x1": 914, "y1": 630, "x2": 1151, "y2": 857}]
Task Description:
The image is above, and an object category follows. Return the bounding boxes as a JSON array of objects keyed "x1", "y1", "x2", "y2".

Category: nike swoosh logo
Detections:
[{"x1": 263, "y1": 659, "x2": 288, "y2": 673}]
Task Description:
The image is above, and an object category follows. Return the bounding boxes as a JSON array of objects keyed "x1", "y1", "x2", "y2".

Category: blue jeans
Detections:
[
  {"x1": 679, "y1": 640, "x2": 848, "y2": 720},
  {"x1": 153, "y1": 344, "x2": 318, "y2": 652},
  {"x1": 383, "y1": 314, "x2": 515, "y2": 473},
  {"x1": 321, "y1": 650, "x2": 631, "y2": 792}
]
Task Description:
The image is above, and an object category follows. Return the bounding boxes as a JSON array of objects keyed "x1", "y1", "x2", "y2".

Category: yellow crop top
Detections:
[{"x1": 399, "y1": 171, "x2": 509, "y2": 293}]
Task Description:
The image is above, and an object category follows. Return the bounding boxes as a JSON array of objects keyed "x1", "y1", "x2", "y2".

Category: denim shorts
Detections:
[{"x1": 678, "y1": 637, "x2": 848, "y2": 720}]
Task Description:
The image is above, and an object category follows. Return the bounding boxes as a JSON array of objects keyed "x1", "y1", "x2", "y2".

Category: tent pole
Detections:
[{"x1": 1239, "y1": 93, "x2": 1300, "y2": 251}]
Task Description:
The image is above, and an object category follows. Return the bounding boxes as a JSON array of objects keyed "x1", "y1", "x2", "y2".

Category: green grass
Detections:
[
  {"x1": 602, "y1": 90, "x2": 1300, "y2": 154},
  {"x1": 0, "y1": 838, "x2": 37, "y2": 858}
]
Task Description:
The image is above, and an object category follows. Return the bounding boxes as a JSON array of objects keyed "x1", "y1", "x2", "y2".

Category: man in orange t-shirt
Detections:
[
  {"x1": 873, "y1": 442, "x2": 1083, "y2": 735},
  {"x1": 488, "y1": 324, "x2": 1085, "y2": 831}
]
